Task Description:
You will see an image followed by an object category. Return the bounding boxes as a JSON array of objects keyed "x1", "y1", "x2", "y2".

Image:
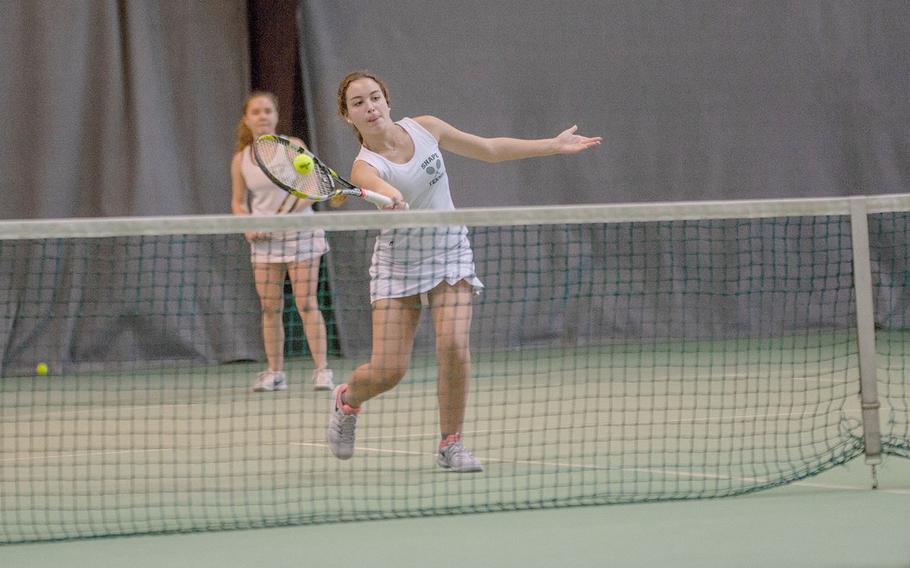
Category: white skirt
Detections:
[
  {"x1": 249, "y1": 230, "x2": 329, "y2": 264},
  {"x1": 369, "y1": 231, "x2": 484, "y2": 303}
]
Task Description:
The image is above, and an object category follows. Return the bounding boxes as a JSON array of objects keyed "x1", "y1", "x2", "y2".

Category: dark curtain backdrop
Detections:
[
  {"x1": 0, "y1": 0, "x2": 250, "y2": 218},
  {"x1": 299, "y1": 0, "x2": 910, "y2": 206},
  {"x1": 296, "y1": 0, "x2": 910, "y2": 357},
  {"x1": 0, "y1": 1, "x2": 261, "y2": 375},
  {"x1": 2, "y1": 1, "x2": 910, "y2": 373}
]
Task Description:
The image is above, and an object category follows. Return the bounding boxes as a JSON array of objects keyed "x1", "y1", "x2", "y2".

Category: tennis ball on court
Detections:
[
  {"x1": 36, "y1": 362, "x2": 48, "y2": 376},
  {"x1": 293, "y1": 154, "x2": 314, "y2": 175}
]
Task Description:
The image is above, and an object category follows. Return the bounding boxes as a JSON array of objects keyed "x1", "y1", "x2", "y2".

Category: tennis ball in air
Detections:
[
  {"x1": 36, "y1": 362, "x2": 48, "y2": 376},
  {"x1": 293, "y1": 154, "x2": 314, "y2": 175}
]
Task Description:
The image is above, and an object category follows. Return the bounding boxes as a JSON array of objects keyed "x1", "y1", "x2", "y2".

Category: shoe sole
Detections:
[
  {"x1": 252, "y1": 384, "x2": 288, "y2": 392},
  {"x1": 437, "y1": 459, "x2": 484, "y2": 473}
]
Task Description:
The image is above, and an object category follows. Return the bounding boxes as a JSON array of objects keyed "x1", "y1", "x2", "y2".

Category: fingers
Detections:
[
  {"x1": 558, "y1": 125, "x2": 602, "y2": 153},
  {"x1": 382, "y1": 200, "x2": 409, "y2": 210},
  {"x1": 380, "y1": 196, "x2": 409, "y2": 210},
  {"x1": 558, "y1": 125, "x2": 578, "y2": 138}
]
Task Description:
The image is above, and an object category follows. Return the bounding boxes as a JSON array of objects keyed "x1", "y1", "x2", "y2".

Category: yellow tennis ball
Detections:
[
  {"x1": 36, "y1": 362, "x2": 48, "y2": 376},
  {"x1": 293, "y1": 154, "x2": 314, "y2": 175}
]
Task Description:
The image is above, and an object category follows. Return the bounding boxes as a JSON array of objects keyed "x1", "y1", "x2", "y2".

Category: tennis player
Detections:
[
  {"x1": 326, "y1": 72, "x2": 601, "y2": 471},
  {"x1": 231, "y1": 91, "x2": 335, "y2": 393}
]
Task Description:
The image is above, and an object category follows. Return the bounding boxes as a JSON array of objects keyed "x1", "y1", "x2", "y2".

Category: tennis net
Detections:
[{"x1": 1, "y1": 195, "x2": 907, "y2": 543}]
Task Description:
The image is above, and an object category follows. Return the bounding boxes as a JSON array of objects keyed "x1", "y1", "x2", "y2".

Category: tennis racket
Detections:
[{"x1": 253, "y1": 134, "x2": 394, "y2": 208}]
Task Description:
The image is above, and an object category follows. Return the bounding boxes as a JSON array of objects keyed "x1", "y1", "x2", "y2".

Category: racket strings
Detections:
[{"x1": 256, "y1": 138, "x2": 334, "y2": 199}]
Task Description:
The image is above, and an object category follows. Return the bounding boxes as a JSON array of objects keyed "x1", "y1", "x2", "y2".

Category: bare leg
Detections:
[
  {"x1": 252, "y1": 263, "x2": 288, "y2": 371},
  {"x1": 287, "y1": 258, "x2": 328, "y2": 370},
  {"x1": 428, "y1": 281, "x2": 474, "y2": 436},
  {"x1": 344, "y1": 296, "x2": 422, "y2": 408}
]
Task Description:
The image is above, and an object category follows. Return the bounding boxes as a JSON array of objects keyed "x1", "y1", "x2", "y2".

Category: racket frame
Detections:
[{"x1": 253, "y1": 134, "x2": 393, "y2": 207}]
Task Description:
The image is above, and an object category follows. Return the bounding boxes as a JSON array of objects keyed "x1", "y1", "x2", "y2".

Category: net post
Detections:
[{"x1": 849, "y1": 197, "x2": 883, "y2": 488}]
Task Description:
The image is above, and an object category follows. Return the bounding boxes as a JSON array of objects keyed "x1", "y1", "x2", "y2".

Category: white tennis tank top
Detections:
[{"x1": 354, "y1": 118, "x2": 468, "y2": 261}]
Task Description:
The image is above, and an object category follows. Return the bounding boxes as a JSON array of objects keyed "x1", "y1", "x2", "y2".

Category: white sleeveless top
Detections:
[
  {"x1": 240, "y1": 145, "x2": 327, "y2": 263},
  {"x1": 354, "y1": 118, "x2": 482, "y2": 301}
]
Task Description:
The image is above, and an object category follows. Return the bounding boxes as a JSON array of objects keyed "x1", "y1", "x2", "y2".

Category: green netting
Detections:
[{"x1": 0, "y1": 198, "x2": 904, "y2": 543}]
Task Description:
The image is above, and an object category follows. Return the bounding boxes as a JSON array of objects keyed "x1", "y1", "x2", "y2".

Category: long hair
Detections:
[
  {"x1": 234, "y1": 91, "x2": 279, "y2": 153},
  {"x1": 336, "y1": 71, "x2": 391, "y2": 144}
]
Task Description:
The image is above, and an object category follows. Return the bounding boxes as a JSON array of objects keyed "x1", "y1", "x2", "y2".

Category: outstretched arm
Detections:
[
  {"x1": 414, "y1": 115, "x2": 602, "y2": 163},
  {"x1": 350, "y1": 160, "x2": 408, "y2": 209}
]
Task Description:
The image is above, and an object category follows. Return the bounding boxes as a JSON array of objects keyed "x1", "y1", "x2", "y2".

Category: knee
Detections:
[
  {"x1": 371, "y1": 360, "x2": 409, "y2": 390},
  {"x1": 437, "y1": 341, "x2": 470, "y2": 367},
  {"x1": 259, "y1": 300, "x2": 283, "y2": 317},
  {"x1": 295, "y1": 298, "x2": 320, "y2": 317},
  {"x1": 437, "y1": 349, "x2": 470, "y2": 380}
]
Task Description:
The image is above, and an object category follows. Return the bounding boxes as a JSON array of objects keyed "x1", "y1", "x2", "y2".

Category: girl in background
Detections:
[{"x1": 230, "y1": 91, "x2": 334, "y2": 393}]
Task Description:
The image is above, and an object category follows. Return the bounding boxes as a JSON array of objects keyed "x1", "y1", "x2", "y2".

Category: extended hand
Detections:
[
  {"x1": 554, "y1": 125, "x2": 602, "y2": 154},
  {"x1": 382, "y1": 198, "x2": 409, "y2": 210}
]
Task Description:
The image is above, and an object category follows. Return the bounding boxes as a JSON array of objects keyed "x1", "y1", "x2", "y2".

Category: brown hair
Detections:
[
  {"x1": 336, "y1": 71, "x2": 391, "y2": 144},
  {"x1": 233, "y1": 91, "x2": 279, "y2": 152}
]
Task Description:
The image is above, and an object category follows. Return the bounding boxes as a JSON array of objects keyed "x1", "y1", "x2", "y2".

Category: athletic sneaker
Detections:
[
  {"x1": 326, "y1": 384, "x2": 359, "y2": 460},
  {"x1": 437, "y1": 434, "x2": 483, "y2": 473},
  {"x1": 252, "y1": 370, "x2": 287, "y2": 392},
  {"x1": 312, "y1": 368, "x2": 335, "y2": 391}
]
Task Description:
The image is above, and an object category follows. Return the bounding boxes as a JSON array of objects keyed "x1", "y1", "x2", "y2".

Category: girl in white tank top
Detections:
[
  {"x1": 355, "y1": 117, "x2": 482, "y2": 302},
  {"x1": 325, "y1": 72, "x2": 601, "y2": 473}
]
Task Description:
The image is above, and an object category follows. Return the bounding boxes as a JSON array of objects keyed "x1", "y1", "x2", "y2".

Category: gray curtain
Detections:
[
  {"x1": 0, "y1": 1, "x2": 261, "y2": 376},
  {"x1": 1, "y1": 0, "x2": 250, "y2": 218},
  {"x1": 296, "y1": 0, "x2": 910, "y2": 357},
  {"x1": 298, "y1": 0, "x2": 910, "y2": 207},
  {"x1": 2, "y1": 1, "x2": 909, "y2": 372}
]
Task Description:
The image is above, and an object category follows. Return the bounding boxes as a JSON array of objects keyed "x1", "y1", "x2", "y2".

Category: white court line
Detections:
[
  {"x1": 0, "y1": 448, "x2": 167, "y2": 463},
  {"x1": 5, "y1": 440, "x2": 906, "y2": 496},
  {"x1": 790, "y1": 376, "x2": 851, "y2": 384},
  {"x1": 356, "y1": 407, "x2": 867, "y2": 443},
  {"x1": 2, "y1": 402, "x2": 213, "y2": 422},
  {"x1": 290, "y1": 440, "x2": 910, "y2": 495}
]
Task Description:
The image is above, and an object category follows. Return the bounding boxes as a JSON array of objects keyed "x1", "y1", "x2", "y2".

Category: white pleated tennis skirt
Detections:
[
  {"x1": 369, "y1": 230, "x2": 484, "y2": 303},
  {"x1": 249, "y1": 230, "x2": 328, "y2": 264}
]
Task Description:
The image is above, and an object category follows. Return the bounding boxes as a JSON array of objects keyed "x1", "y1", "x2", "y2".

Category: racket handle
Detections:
[{"x1": 360, "y1": 189, "x2": 396, "y2": 207}]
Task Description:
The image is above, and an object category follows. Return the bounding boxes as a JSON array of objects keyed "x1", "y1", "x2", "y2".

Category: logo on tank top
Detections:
[{"x1": 420, "y1": 152, "x2": 444, "y2": 186}]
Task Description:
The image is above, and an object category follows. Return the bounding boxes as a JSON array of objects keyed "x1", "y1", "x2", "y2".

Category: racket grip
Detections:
[{"x1": 361, "y1": 189, "x2": 396, "y2": 207}]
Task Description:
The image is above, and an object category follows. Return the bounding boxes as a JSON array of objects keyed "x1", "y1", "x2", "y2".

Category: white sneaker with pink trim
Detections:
[{"x1": 326, "y1": 384, "x2": 359, "y2": 460}]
